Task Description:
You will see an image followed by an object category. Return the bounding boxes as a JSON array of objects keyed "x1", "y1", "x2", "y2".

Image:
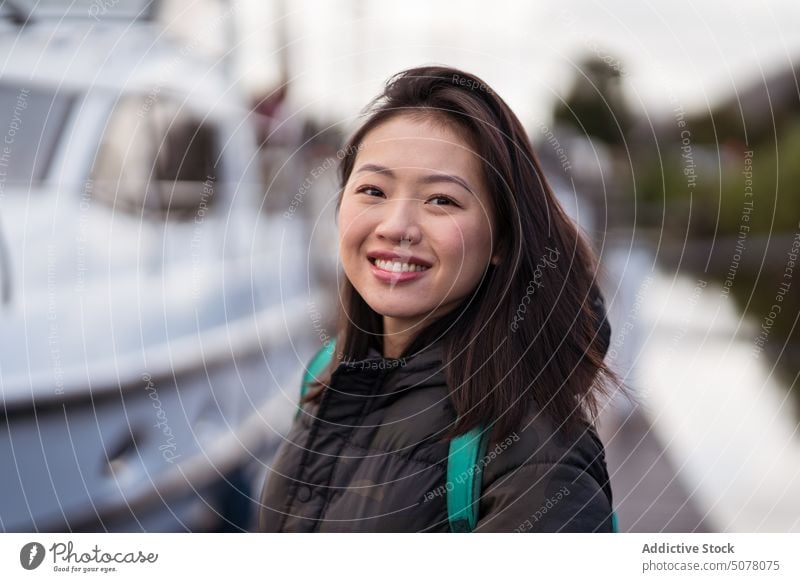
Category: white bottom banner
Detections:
[{"x1": 2, "y1": 533, "x2": 798, "y2": 581}]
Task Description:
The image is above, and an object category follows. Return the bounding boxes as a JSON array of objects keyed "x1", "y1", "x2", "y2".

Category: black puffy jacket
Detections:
[{"x1": 257, "y1": 338, "x2": 615, "y2": 533}]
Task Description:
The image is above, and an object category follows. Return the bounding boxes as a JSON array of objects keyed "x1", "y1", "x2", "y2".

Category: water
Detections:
[{"x1": 603, "y1": 244, "x2": 800, "y2": 532}]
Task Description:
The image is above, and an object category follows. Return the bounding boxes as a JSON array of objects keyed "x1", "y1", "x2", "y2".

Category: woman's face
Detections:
[{"x1": 338, "y1": 114, "x2": 500, "y2": 340}]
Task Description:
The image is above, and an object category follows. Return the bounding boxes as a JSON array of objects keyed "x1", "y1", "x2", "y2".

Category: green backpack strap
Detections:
[
  {"x1": 447, "y1": 426, "x2": 490, "y2": 532},
  {"x1": 446, "y1": 425, "x2": 620, "y2": 533},
  {"x1": 296, "y1": 341, "x2": 336, "y2": 419}
]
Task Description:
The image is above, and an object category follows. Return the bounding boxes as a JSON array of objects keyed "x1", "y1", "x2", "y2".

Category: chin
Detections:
[
  {"x1": 366, "y1": 303, "x2": 425, "y2": 320},
  {"x1": 361, "y1": 295, "x2": 425, "y2": 316}
]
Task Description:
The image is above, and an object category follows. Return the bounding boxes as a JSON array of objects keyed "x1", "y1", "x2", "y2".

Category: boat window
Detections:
[
  {"x1": 151, "y1": 98, "x2": 219, "y2": 220},
  {"x1": 91, "y1": 95, "x2": 219, "y2": 220},
  {"x1": 0, "y1": 83, "x2": 74, "y2": 185}
]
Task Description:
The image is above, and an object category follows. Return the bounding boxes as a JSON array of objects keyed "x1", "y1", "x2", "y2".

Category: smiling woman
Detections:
[
  {"x1": 258, "y1": 65, "x2": 619, "y2": 533},
  {"x1": 339, "y1": 115, "x2": 500, "y2": 358}
]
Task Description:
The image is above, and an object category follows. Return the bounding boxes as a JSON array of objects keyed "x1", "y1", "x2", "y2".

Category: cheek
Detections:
[
  {"x1": 435, "y1": 217, "x2": 493, "y2": 265},
  {"x1": 421, "y1": 220, "x2": 462, "y2": 266},
  {"x1": 337, "y1": 201, "x2": 365, "y2": 251},
  {"x1": 469, "y1": 213, "x2": 496, "y2": 259}
]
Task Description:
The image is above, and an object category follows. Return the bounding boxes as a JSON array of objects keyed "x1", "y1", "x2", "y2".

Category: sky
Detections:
[{"x1": 233, "y1": 0, "x2": 800, "y2": 129}]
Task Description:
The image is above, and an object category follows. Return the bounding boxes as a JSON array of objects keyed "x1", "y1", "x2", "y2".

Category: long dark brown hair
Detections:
[{"x1": 303, "y1": 65, "x2": 617, "y2": 446}]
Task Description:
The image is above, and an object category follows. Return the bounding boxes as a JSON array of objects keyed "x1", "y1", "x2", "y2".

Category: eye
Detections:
[
  {"x1": 427, "y1": 195, "x2": 459, "y2": 207},
  {"x1": 356, "y1": 185, "x2": 384, "y2": 198}
]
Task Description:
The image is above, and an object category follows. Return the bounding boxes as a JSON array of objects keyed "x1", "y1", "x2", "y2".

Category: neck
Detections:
[{"x1": 382, "y1": 318, "x2": 416, "y2": 359}]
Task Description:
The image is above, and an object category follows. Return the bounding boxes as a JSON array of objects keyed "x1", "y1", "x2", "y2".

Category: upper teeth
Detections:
[{"x1": 374, "y1": 259, "x2": 429, "y2": 273}]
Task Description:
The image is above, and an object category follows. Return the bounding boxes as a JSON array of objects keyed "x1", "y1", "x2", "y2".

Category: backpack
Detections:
[{"x1": 296, "y1": 341, "x2": 618, "y2": 533}]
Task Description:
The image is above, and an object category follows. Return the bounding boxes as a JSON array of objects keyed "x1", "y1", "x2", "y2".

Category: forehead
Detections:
[{"x1": 354, "y1": 115, "x2": 484, "y2": 184}]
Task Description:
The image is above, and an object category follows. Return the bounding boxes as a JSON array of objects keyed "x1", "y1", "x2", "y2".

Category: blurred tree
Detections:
[{"x1": 554, "y1": 56, "x2": 632, "y2": 146}]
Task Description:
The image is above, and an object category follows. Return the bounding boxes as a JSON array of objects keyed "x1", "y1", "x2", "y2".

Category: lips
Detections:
[
  {"x1": 366, "y1": 250, "x2": 433, "y2": 268},
  {"x1": 367, "y1": 255, "x2": 431, "y2": 284},
  {"x1": 371, "y1": 258, "x2": 429, "y2": 273}
]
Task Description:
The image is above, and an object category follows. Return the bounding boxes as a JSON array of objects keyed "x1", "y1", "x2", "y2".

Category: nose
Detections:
[{"x1": 374, "y1": 197, "x2": 422, "y2": 244}]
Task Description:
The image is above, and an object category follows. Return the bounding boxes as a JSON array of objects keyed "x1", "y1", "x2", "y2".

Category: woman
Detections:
[{"x1": 258, "y1": 65, "x2": 617, "y2": 532}]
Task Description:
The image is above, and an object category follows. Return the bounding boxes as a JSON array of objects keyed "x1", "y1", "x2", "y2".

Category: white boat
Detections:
[{"x1": 0, "y1": 14, "x2": 317, "y2": 531}]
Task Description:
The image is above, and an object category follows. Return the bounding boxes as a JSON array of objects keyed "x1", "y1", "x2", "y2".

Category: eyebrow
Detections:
[{"x1": 354, "y1": 163, "x2": 475, "y2": 195}]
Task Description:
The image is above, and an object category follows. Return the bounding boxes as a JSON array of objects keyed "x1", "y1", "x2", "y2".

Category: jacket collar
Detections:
[{"x1": 334, "y1": 340, "x2": 447, "y2": 394}]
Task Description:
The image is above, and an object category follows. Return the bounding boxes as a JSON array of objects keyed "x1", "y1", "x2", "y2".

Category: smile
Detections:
[
  {"x1": 370, "y1": 258, "x2": 430, "y2": 273},
  {"x1": 368, "y1": 257, "x2": 430, "y2": 283}
]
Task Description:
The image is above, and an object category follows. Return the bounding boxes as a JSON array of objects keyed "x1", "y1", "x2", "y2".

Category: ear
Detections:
[{"x1": 490, "y1": 238, "x2": 505, "y2": 266}]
